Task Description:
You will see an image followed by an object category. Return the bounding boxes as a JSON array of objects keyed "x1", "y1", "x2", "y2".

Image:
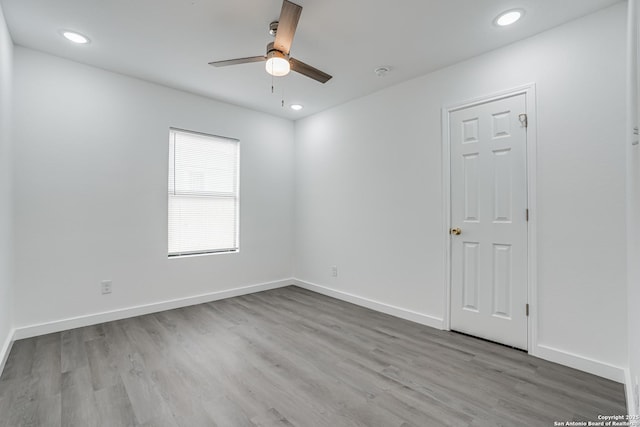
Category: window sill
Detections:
[{"x1": 168, "y1": 250, "x2": 239, "y2": 259}]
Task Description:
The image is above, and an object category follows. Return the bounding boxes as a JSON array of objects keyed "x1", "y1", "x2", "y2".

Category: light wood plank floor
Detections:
[{"x1": 0, "y1": 286, "x2": 626, "y2": 426}]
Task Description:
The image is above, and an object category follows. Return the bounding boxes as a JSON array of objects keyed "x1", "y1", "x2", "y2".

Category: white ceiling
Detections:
[{"x1": 0, "y1": 0, "x2": 623, "y2": 119}]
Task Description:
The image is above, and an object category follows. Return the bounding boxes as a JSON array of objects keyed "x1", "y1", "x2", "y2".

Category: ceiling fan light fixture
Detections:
[
  {"x1": 265, "y1": 51, "x2": 290, "y2": 77},
  {"x1": 495, "y1": 9, "x2": 524, "y2": 27}
]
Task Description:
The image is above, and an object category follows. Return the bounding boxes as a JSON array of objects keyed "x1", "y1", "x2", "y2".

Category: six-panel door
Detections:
[{"x1": 450, "y1": 93, "x2": 528, "y2": 350}]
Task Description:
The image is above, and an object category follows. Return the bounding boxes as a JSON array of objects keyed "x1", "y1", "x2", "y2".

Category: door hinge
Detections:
[
  {"x1": 526, "y1": 304, "x2": 530, "y2": 317},
  {"x1": 526, "y1": 209, "x2": 529, "y2": 222},
  {"x1": 519, "y1": 113, "x2": 528, "y2": 128}
]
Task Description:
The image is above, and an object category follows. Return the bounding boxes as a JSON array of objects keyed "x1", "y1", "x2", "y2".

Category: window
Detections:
[{"x1": 168, "y1": 128, "x2": 239, "y2": 257}]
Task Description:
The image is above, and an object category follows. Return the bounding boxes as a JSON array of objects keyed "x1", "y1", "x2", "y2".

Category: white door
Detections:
[{"x1": 449, "y1": 93, "x2": 528, "y2": 350}]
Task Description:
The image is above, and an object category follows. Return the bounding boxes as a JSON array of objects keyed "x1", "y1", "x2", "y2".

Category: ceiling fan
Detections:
[{"x1": 208, "y1": 0, "x2": 332, "y2": 84}]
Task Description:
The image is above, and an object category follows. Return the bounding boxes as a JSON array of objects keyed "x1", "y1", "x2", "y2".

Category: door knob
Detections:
[{"x1": 450, "y1": 228, "x2": 462, "y2": 236}]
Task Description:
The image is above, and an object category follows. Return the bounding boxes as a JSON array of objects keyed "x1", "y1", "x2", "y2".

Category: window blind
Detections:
[{"x1": 168, "y1": 128, "x2": 239, "y2": 256}]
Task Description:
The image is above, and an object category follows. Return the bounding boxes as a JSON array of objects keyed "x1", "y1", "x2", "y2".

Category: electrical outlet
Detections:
[
  {"x1": 331, "y1": 265, "x2": 338, "y2": 278},
  {"x1": 101, "y1": 280, "x2": 112, "y2": 295}
]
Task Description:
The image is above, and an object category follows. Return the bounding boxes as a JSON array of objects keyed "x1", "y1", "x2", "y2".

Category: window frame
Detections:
[{"x1": 167, "y1": 127, "x2": 240, "y2": 258}]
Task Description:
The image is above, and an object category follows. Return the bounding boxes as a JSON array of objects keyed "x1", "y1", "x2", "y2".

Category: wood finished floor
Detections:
[{"x1": 0, "y1": 286, "x2": 626, "y2": 427}]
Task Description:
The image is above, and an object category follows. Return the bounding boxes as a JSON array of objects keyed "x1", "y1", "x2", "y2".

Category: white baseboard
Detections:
[
  {"x1": 293, "y1": 279, "x2": 444, "y2": 330},
  {"x1": 0, "y1": 327, "x2": 15, "y2": 377},
  {"x1": 534, "y1": 343, "x2": 625, "y2": 383},
  {"x1": 14, "y1": 278, "x2": 294, "y2": 340}
]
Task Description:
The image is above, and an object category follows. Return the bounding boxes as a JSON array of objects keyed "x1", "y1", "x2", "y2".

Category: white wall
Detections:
[
  {"x1": 0, "y1": 4, "x2": 14, "y2": 366},
  {"x1": 627, "y1": 0, "x2": 640, "y2": 414},
  {"x1": 12, "y1": 47, "x2": 294, "y2": 332},
  {"x1": 295, "y1": 4, "x2": 628, "y2": 380}
]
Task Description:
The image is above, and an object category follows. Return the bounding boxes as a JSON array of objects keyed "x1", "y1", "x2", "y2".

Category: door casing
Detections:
[{"x1": 441, "y1": 83, "x2": 538, "y2": 354}]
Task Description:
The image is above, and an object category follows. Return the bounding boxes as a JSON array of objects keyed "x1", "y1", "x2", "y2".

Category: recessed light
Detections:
[
  {"x1": 61, "y1": 30, "x2": 90, "y2": 44},
  {"x1": 495, "y1": 9, "x2": 524, "y2": 27},
  {"x1": 290, "y1": 104, "x2": 303, "y2": 111}
]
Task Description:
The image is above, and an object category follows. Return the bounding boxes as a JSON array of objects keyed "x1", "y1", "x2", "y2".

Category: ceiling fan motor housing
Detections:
[{"x1": 266, "y1": 41, "x2": 288, "y2": 60}]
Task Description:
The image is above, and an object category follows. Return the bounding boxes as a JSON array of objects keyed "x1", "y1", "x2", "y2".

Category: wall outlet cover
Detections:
[{"x1": 101, "y1": 280, "x2": 112, "y2": 295}]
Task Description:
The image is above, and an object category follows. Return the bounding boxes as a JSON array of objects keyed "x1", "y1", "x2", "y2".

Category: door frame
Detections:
[{"x1": 441, "y1": 83, "x2": 538, "y2": 353}]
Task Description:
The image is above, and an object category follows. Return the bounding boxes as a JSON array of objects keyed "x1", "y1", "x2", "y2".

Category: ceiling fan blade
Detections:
[
  {"x1": 208, "y1": 56, "x2": 266, "y2": 67},
  {"x1": 290, "y1": 58, "x2": 332, "y2": 83},
  {"x1": 274, "y1": 0, "x2": 302, "y2": 55}
]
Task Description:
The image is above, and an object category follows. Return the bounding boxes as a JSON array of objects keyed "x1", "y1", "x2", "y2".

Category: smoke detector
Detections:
[{"x1": 374, "y1": 66, "x2": 390, "y2": 77}]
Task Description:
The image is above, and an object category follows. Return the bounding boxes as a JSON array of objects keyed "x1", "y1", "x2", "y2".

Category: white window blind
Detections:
[{"x1": 168, "y1": 128, "x2": 239, "y2": 257}]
